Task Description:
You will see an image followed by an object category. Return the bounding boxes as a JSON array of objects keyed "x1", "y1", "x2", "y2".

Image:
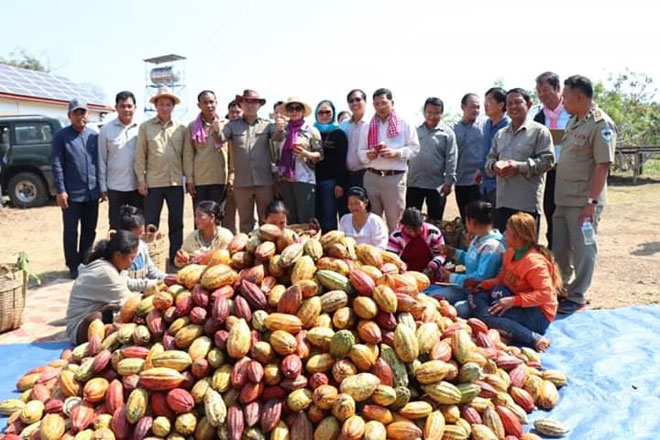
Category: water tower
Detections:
[{"x1": 143, "y1": 54, "x2": 187, "y2": 118}]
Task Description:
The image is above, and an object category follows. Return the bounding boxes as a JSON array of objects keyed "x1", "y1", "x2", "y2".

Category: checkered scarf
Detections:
[{"x1": 368, "y1": 109, "x2": 400, "y2": 148}]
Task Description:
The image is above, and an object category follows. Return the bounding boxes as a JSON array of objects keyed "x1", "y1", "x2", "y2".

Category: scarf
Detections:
[
  {"x1": 542, "y1": 100, "x2": 564, "y2": 129},
  {"x1": 368, "y1": 109, "x2": 400, "y2": 148},
  {"x1": 191, "y1": 113, "x2": 220, "y2": 146},
  {"x1": 279, "y1": 119, "x2": 305, "y2": 180},
  {"x1": 314, "y1": 100, "x2": 340, "y2": 133}
]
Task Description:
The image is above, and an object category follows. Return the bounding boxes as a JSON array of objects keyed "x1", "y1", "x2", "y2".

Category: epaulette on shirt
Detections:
[{"x1": 592, "y1": 108, "x2": 604, "y2": 123}]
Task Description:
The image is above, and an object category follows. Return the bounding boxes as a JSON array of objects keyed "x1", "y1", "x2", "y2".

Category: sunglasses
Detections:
[
  {"x1": 287, "y1": 106, "x2": 304, "y2": 112},
  {"x1": 317, "y1": 110, "x2": 332, "y2": 116},
  {"x1": 348, "y1": 97, "x2": 363, "y2": 104},
  {"x1": 244, "y1": 98, "x2": 261, "y2": 104}
]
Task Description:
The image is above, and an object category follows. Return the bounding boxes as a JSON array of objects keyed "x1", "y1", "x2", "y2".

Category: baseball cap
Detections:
[{"x1": 68, "y1": 98, "x2": 88, "y2": 112}]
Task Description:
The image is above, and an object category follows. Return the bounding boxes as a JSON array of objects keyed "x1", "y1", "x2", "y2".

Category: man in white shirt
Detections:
[
  {"x1": 98, "y1": 91, "x2": 142, "y2": 230},
  {"x1": 358, "y1": 88, "x2": 420, "y2": 232},
  {"x1": 339, "y1": 89, "x2": 369, "y2": 214}
]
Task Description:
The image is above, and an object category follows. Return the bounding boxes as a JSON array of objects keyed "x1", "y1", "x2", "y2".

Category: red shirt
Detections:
[{"x1": 481, "y1": 248, "x2": 558, "y2": 321}]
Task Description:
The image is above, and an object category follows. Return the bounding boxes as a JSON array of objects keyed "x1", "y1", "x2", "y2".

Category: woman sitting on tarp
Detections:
[
  {"x1": 175, "y1": 200, "x2": 234, "y2": 267},
  {"x1": 386, "y1": 207, "x2": 445, "y2": 273},
  {"x1": 119, "y1": 205, "x2": 165, "y2": 292},
  {"x1": 426, "y1": 200, "x2": 506, "y2": 317},
  {"x1": 65, "y1": 230, "x2": 138, "y2": 344},
  {"x1": 469, "y1": 212, "x2": 561, "y2": 351}
]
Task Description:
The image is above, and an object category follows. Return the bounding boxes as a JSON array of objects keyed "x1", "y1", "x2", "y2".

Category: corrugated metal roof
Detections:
[{"x1": 0, "y1": 64, "x2": 109, "y2": 106}]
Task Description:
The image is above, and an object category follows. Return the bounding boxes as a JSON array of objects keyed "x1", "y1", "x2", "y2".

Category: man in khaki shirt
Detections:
[
  {"x1": 216, "y1": 90, "x2": 280, "y2": 232},
  {"x1": 554, "y1": 75, "x2": 617, "y2": 314},
  {"x1": 134, "y1": 88, "x2": 187, "y2": 265},
  {"x1": 183, "y1": 90, "x2": 228, "y2": 221},
  {"x1": 485, "y1": 88, "x2": 554, "y2": 233}
]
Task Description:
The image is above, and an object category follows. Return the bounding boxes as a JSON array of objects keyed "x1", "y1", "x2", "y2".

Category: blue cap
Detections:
[{"x1": 68, "y1": 98, "x2": 88, "y2": 112}]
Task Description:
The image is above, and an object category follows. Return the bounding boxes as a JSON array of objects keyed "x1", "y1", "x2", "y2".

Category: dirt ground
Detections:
[{"x1": 1, "y1": 178, "x2": 659, "y2": 310}]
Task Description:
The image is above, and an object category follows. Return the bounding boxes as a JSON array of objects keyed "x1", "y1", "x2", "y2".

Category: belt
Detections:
[
  {"x1": 347, "y1": 169, "x2": 366, "y2": 176},
  {"x1": 368, "y1": 168, "x2": 405, "y2": 177}
]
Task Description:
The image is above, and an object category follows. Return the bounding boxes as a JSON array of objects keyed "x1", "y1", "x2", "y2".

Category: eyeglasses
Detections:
[
  {"x1": 287, "y1": 106, "x2": 304, "y2": 112},
  {"x1": 244, "y1": 99, "x2": 261, "y2": 104},
  {"x1": 317, "y1": 110, "x2": 332, "y2": 116},
  {"x1": 348, "y1": 98, "x2": 363, "y2": 104}
]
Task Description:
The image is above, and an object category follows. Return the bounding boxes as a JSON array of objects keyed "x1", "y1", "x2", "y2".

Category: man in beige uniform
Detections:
[
  {"x1": 134, "y1": 88, "x2": 187, "y2": 265},
  {"x1": 554, "y1": 75, "x2": 617, "y2": 314},
  {"x1": 183, "y1": 90, "x2": 228, "y2": 219},
  {"x1": 216, "y1": 90, "x2": 279, "y2": 232}
]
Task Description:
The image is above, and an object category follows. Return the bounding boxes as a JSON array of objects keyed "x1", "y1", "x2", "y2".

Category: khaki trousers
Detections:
[
  {"x1": 364, "y1": 170, "x2": 406, "y2": 232},
  {"x1": 552, "y1": 205, "x2": 603, "y2": 304},
  {"x1": 232, "y1": 185, "x2": 274, "y2": 233}
]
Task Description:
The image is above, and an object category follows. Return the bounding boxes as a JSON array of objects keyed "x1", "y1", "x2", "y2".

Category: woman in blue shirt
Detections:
[{"x1": 426, "y1": 200, "x2": 506, "y2": 317}]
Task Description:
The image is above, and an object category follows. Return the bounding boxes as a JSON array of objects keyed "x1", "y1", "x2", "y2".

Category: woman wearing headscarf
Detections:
[
  {"x1": 273, "y1": 97, "x2": 323, "y2": 224},
  {"x1": 314, "y1": 100, "x2": 348, "y2": 232}
]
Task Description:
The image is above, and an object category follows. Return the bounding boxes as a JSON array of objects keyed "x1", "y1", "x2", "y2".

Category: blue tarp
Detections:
[{"x1": 1, "y1": 306, "x2": 659, "y2": 438}]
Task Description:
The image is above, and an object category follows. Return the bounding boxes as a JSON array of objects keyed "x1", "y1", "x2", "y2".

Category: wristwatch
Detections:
[{"x1": 587, "y1": 198, "x2": 598, "y2": 205}]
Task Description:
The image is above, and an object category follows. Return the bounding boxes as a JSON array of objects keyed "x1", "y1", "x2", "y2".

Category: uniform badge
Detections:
[{"x1": 601, "y1": 127, "x2": 613, "y2": 142}]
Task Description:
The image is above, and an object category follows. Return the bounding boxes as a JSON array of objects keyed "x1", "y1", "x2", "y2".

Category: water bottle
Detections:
[{"x1": 581, "y1": 220, "x2": 596, "y2": 246}]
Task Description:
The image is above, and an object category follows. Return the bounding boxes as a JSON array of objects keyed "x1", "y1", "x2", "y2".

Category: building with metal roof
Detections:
[{"x1": 0, "y1": 64, "x2": 114, "y2": 121}]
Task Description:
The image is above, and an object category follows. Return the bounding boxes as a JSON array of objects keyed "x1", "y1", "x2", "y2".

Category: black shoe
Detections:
[
  {"x1": 69, "y1": 269, "x2": 78, "y2": 279},
  {"x1": 557, "y1": 299, "x2": 584, "y2": 315}
]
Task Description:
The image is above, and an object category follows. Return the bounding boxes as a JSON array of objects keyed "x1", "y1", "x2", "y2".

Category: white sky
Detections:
[{"x1": 2, "y1": 0, "x2": 659, "y2": 123}]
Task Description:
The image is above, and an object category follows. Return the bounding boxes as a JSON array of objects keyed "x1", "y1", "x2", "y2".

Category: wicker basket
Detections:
[
  {"x1": 428, "y1": 217, "x2": 468, "y2": 250},
  {"x1": 288, "y1": 223, "x2": 322, "y2": 240},
  {"x1": 142, "y1": 225, "x2": 168, "y2": 272},
  {"x1": 0, "y1": 264, "x2": 27, "y2": 334}
]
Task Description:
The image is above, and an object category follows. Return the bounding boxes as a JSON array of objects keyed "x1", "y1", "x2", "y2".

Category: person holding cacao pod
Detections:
[
  {"x1": 469, "y1": 212, "x2": 562, "y2": 351},
  {"x1": 386, "y1": 207, "x2": 445, "y2": 273},
  {"x1": 119, "y1": 204, "x2": 165, "y2": 292},
  {"x1": 65, "y1": 230, "x2": 138, "y2": 344},
  {"x1": 426, "y1": 200, "x2": 505, "y2": 317},
  {"x1": 176, "y1": 200, "x2": 233, "y2": 267}
]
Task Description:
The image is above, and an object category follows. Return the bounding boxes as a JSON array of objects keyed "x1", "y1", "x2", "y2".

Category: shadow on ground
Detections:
[{"x1": 630, "y1": 241, "x2": 660, "y2": 256}]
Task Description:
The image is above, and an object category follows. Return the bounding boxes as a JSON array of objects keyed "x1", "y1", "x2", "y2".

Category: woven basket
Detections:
[
  {"x1": 142, "y1": 225, "x2": 168, "y2": 272},
  {"x1": 428, "y1": 217, "x2": 468, "y2": 250},
  {"x1": 0, "y1": 264, "x2": 27, "y2": 334},
  {"x1": 288, "y1": 223, "x2": 322, "y2": 240}
]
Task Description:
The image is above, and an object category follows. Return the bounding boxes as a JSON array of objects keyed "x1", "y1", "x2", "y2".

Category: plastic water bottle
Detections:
[{"x1": 581, "y1": 220, "x2": 596, "y2": 246}]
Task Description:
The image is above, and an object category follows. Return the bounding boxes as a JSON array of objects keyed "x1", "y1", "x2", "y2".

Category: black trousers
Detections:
[
  {"x1": 107, "y1": 189, "x2": 144, "y2": 230},
  {"x1": 493, "y1": 207, "x2": 540, "y2": 238},
  {"x1": 145, "y1": 186, "x2": 184, "y2": 264},
  {"x1": 543, "y1": 169, "x2": 556, "y2": 249},
  {"x1": 455, "y1": 184, "x2": 482, "y2": 221},
  {"x1": 339, "y1": 170, "x2": 366, "y2": 216},
  {"x1": 62, "y1": 200, "x2": 99, "y2": 272},
  {"x1": 406, "y1": 187, "x2": 447, "y2": 221},
  {"x1": 482, "y1": 187, "x2": 497, "y2": 207},
  {"x1": 192, "y1": 184, "x2": 226, "y2": 228}
]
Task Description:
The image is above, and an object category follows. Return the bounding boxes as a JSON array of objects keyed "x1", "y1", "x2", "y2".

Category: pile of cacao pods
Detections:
[{"x1": 0, "y1": 225, "x2": 570, "y2": 440}]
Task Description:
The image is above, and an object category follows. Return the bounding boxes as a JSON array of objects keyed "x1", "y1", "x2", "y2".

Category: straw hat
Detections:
[
  {"x1": 149, "y1": 87, "x2": 181, "y2": 105},
  {"x1": 276, "y1": 97, "x2": 313, "y2": 118}
]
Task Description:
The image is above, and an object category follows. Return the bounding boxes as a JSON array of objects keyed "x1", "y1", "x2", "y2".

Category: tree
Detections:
[
  {"x1": 594, "y1": 69, "x2": 660, "y2": 146},
  {"x1": 0, "y1": 49, "x2": 48, "y2": 72}
]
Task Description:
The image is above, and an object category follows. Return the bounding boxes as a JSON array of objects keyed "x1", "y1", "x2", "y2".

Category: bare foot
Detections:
[{"x1": 535, "y1": 337, "x2": 551, "y2": 352}]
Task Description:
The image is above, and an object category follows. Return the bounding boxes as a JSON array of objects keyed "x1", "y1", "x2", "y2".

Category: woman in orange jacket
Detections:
[{"x1": 466, "y1": 212, "x2": 562, "y2": 351}]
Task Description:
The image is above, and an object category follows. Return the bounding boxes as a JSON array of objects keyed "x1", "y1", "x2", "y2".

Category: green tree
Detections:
[
  {"x1": 594, "y1": 69, "x2": 660, "y2": 146},
  {"x1": 0, "y1": 49, "x2": 47, "y2": 72}
]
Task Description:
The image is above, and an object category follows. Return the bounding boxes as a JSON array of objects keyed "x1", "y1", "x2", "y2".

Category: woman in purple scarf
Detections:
[{"x1": 272, "y1": 97, "x2": 323, "y2": 224}]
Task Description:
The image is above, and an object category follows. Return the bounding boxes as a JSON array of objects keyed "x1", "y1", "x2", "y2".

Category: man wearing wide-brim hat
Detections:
[
  {"x1": 214, "y1": 89, "x2": 282, "y2": 233},
  {"x1": 134, "y1": 87, "x2": 188, "y2": 268}
]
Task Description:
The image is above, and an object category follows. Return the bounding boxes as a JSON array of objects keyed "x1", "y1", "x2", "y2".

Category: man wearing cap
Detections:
[
  {"x1": 98, "y1": 91, "x2": 142, "y2": 230},
  {"x1": 134, "y1": 88, "x2": 187, "y2": 267},
  {"x1": 183, "y1": 90, "x2": 228, "y2": 216},
  {"x1": 215, "y1": 90, "x2": 278, "y2": 233},
  {"x1": 358, "y1": 88, "x2": 420, "y2": 232},
  {"x1": 51, "y1": 98, "x2": 101, "y2": 278}
]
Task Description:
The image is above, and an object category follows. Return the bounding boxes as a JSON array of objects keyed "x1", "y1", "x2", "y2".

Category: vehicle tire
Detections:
[{"x1": 8, "y1": 172, "x2": 48, "y2": 208}]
